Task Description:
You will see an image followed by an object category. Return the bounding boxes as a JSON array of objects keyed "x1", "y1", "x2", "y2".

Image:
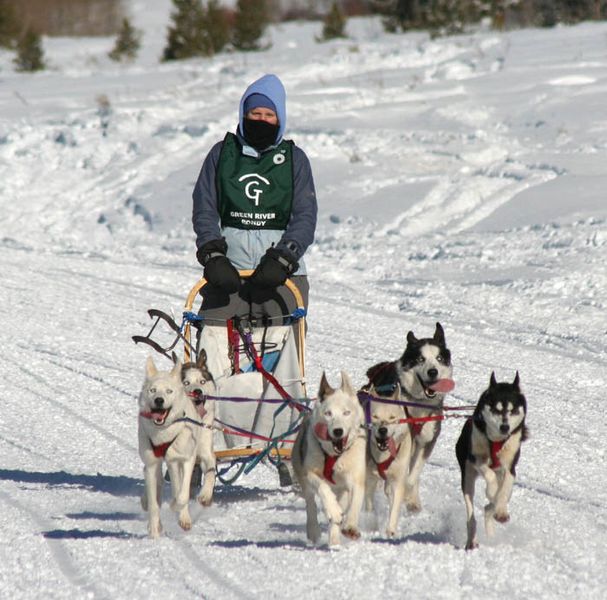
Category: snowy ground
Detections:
[{"x1": 1, "y1": 2, "x2": 606, "y2": 598}]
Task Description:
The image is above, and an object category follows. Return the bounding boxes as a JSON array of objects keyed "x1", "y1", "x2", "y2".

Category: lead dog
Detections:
[
  {"x1": 292, "y1": 371, "x2": 366, "y2": 546},
  {"x1": 366, "y1": 322, "x2": 454, "y2": 512},
  {"x1": 138, "y1": 356, "x2": 204, "y2": 538},
  {"x1": 363, "y1": 384, "x2": 413, "y2": 537},
  {"x1": 181, "y1": 349, "x2": 216, "y2": 506},
  {"x1": 455, "y1": 372, "x2": 529, "y2": 550}
]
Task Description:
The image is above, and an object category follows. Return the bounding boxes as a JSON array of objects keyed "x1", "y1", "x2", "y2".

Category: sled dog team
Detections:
[{"x1": 138, "y1": 322, "x2": 528, "y2": 549}]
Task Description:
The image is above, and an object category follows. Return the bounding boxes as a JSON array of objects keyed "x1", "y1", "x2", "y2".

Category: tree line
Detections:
[{"x1": 2, "y1": 0, "x2": 606, "y2": 72}]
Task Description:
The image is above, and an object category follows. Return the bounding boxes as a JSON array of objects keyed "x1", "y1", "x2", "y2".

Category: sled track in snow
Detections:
[{"x1": 0, "y1": 487, "x2": 106, "y2": 599}]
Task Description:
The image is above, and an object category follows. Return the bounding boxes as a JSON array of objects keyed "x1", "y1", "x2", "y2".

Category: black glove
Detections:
[
  {"x1": 249, "y1": 247, "x2": 299, "y2": 289},
  {"x1": 196, "y1": 239, "x2": 241, "y2": 293}
]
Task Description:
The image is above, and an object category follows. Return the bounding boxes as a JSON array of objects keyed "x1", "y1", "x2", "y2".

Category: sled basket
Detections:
[{"x1": 134, "y1": 270, "x2": 310, "y2": 484}]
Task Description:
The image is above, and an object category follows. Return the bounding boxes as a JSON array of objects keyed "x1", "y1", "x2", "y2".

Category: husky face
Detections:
[
  {"x1": 367, "y1": 385, "x2": 407, "y2": 453},
  {"x1": 181, "y1": 350, "x2": 214, "y2": 401},
  {"x1": 314, "y1": 371, "x2": 364, "y2": 455},
  {"x1": 476, "y1": 372, "x2": 526, "y2": 441},
  {"x1": 397, "y1": 322, "x2": 453, "y2": 400},
  {"x1": 139, "y1": 357, "x2": 186, "y2": 427}
]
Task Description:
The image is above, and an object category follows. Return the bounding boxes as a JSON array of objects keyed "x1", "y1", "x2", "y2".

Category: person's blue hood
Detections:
[{"x1": 238, "y1": 74, "x2": 286, "y2": 143}]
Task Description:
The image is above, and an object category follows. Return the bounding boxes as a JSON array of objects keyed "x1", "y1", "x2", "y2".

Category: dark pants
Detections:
[{"x1": 198, "y1": 276, "x2": 309, "y2": 326}]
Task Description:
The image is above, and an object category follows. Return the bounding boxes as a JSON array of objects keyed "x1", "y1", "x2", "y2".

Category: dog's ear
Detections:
[
  {"x1": 489, "y1": 371, "x2": 497, "y2": 388},
  {"x1": 196, "y1": 349, "x2": 208, "y2": 369},
  {"x1": 434, "y1": 322, "x2": 445, "y2": 345},
  {"x1": 339, "y1": 371, "x2": 355, "y2": 396},
  {"x1": 406, "y1": 330, "x2": 418, "y2": 345},
  {"x1": 146, "y1": 356, "x2": 158, "y2": 377},
  {"x1": 512, "y1": 371, "x2": 520, "y2": 391},
  {"x1": 170, "y1": 358, "x2": 182, "y2": 379},
  {"x1": 318, "y1": 371, "x2": 333, "y2": 402}
]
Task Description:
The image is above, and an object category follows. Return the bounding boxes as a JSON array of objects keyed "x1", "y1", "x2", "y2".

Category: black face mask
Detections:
[{"x1": 242, "y1": 118, "x2": 280, "y2": 151}]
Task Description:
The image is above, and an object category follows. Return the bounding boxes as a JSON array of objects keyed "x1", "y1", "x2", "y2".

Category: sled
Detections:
[{"x1": 133, "y1": 270, "x2": 310, "y2": 485}]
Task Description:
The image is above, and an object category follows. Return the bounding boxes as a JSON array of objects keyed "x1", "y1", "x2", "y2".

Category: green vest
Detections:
[{"x1": 216, "y1": 133, "x2": 294, "y2": 230}]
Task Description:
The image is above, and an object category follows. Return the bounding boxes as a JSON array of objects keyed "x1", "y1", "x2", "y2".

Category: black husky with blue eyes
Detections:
[
  {"x1": 455, "y1": 372, "x2": 529, "y2": 550},
  {"x1": 365, "y1": 322, "x2": 454, "y2": 513}
]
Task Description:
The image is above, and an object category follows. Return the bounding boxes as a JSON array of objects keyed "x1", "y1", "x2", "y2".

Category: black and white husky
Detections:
[
  {"x1": 366, "y1": 322, "x2": 454, "y2": 512},
  {"x1": 455, "y1": 372, "x2": 529, "y2": 550}
]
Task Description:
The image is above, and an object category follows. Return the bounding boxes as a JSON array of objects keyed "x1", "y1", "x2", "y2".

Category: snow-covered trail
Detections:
[{"x1": 2, "y1": 223, "x2": 606, "y2": 598}]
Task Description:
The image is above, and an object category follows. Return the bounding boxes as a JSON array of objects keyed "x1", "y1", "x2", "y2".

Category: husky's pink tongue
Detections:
[
  {"x1": 314, "y1": 422, "x2": 329, "y2": 441},
  {"x1": 429, "y1": 379, "x2": 455, "y2": 393}
]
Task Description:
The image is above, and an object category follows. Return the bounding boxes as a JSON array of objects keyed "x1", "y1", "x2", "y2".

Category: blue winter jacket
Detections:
[{"x1": 192, "y1": 74, "x2": 318, "y2": 274}]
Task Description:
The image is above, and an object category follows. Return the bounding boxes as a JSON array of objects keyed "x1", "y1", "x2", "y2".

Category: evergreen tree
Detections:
[
  {"x1": 108, "y1": 18, "x2": 142, "y2": 62},
  {"x1": 232, "y1": 0, "x2": 270, "y2": 51},
  {"x1": 320, "y1": 1, "x2": 347, "y2": 41},
  {"x1": 0, "y1": 0, "x2": 20, "y2": 48},
  {"x1": 163, "y1": 0, "x2": 212, "y2": 61},
  {"x1": 14, "y1": 28, "x2": 45, "y2": 72},
  {"x1": 205, "y1": 0, "x2": 230, "y2": 54}
]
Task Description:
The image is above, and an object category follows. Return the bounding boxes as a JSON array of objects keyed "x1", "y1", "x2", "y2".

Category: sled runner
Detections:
[{"x1": 133, "y1": 270, "x2": 310, "y2": 484}]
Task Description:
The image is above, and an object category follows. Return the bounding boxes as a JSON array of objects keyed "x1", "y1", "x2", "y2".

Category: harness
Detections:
[
  {"x1": 313, "y1": 422, "x2": 346, "y2": 484},
  {"x1": 490, "y1": 440, "x2": 505, "y2": 469},
  {"x1": 376, "y1": 447, "x2": 399, "y2": 481},
  {"x1": 151, "y1": 439, "x2": 176, "y2": 458}
]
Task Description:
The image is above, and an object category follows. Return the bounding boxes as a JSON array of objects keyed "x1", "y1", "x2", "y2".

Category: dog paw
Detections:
[
  {"x1": 494, "y1": 510, "x2": 510, "y2": 523},
  {"x1": 178, "y1": 516, "x2": 192, "y2": 531},
  {"x1": 197, "y1": 493, "x2": 213, "y2": 507},
  {"x1": 465, "y1": 540, "x2": 479, "y2": 551},
  {"x1": 148, "y1": 522, "x2": 163, "y2": 539},
  {"x1": 341, "y1": 527, "x2": 361, "y2": 540},
  {"x1": 406, "y1": 500, "x2": 422, "y2": 514}
]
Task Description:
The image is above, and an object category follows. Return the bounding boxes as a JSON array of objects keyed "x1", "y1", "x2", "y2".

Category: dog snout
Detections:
[
  {"x1": 154, "y1": 397, "x2": 165, "y2": 408},
  {"x1": 500, "y1": 423, "x2": 510, "y2": 434},
  {"x1": 332, "y1": 427, "x2": 344, "y2": 439},
  {"x1": 427, "y1": 368, "x2": 438, "y2": 380},
  {"x1": 378, "y1": 426, "x2": 388, "y2": 438}
]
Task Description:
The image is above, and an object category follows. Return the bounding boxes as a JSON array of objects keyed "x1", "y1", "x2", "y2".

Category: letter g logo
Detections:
[{"x1": 238, "y1": 173, "x2": 270, "y2": 207}]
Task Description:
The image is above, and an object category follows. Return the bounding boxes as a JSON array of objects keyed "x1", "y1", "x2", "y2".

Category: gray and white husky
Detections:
[
  {"x1": 138, "y1": 356, "x2": 208, "y2": 538},
  {"x1": 365, "y1": 322, "x2": 454, "y2": 512},
  {"x1": 292, "y1": 371, "x2": 367, "y2": 547},
  {"x1": 455, "y1": 372, "x2": 529, "y2": 550},
  {"x1": 363, "y1": 384, "x2": 412, "y2": 537}
]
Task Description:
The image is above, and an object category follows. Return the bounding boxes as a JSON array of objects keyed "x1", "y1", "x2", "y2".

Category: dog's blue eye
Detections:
[
  {"x1": 417, "y1": 357, "x2": 424, "y2": 363},
  {"x1": 437, "y1": 356, "x2": 443, "y2": 362},
  {"x1": 324, "y1": 410, "x2": 332, "y2": 418},
  {"x1": 167, "y1": 389, "x2": 173, "y2": 394},
  {"x1": 343, "y1": 410, "x2": 351, "y2": 416},
  {"x1": 511, "y1": 407, "x2": 519, "y2": 414},
  {"x1": 150, "y1": 387, "x2": 156, "y2": 394},
  {"x1": 183, "y1": 380, "x2": 190, "y2": 386}
]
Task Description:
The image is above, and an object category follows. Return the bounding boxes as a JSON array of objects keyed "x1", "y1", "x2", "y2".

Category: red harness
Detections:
[
  {"x1": 323, "y1": 454, "x2": 338, "y2": 484},
  {"x1": 490, "y1": 440, "x2": 505, "y2": 469},
  {"x1": 151, "y1": 439, "x2": 175, "y2": 458},
  {"x1": 376, "y1": 449, "x2": 399, "y2": 481}
]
